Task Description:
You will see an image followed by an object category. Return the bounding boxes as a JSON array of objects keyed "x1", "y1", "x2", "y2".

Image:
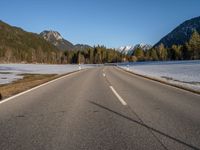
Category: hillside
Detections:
[
  {"x1": 155, "y1": 16, "x2": 200, "y2": 47},
  {"x1": 0, "y1": 21, "x2": 63, "y2": 63}
]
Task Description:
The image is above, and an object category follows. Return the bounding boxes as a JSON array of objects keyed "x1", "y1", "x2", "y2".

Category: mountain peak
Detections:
[
  {"x1": 40, "y1": 30, "x2": 74, "y2": 51},
  {"x1": 40, "y1": 30, "x2": 63, "y2": 41}
]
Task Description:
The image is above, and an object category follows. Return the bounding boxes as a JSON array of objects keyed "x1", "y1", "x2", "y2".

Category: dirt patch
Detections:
[{"x1": 0, "y1": 74, "x2": 58, "y2": 99}]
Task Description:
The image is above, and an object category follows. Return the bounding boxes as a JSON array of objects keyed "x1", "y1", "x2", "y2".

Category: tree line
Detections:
[
  {"x1": 61, "y1": 46, "x2": 127, "y2": 64},
  {"x1": 129, "y1": 30, "x2": 200, "y2": 62}
]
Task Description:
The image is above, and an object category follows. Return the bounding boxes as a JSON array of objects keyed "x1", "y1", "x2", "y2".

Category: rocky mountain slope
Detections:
[{"x1": 40, "y1": 30, "x2": 74, "y2": 51}]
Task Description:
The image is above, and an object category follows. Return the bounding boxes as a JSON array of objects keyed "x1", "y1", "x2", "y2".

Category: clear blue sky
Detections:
[{"x1": 0, "y1": 0, "x2": 200, "y2": 48}]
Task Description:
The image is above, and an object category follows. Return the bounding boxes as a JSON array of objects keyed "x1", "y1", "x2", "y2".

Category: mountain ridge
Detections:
[
  {"x1": 117, "y1": 43, "x2": 152, "y2": 55},
  {"x1": 155, "y1": 16, "x2": 200, "y2": 47}
]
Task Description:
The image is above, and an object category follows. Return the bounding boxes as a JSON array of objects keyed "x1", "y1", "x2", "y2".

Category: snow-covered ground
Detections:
[
  {"x1": 0, "y1": 64, "x2": 95, "y2": 85},
  {"x1": 118, "y1": 60, "x2": 200, "y2": 92}
]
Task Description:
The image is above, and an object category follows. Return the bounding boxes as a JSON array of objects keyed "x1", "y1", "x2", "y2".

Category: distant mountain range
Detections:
[
  {"x1": 40, "y1": 30, "x2": 92, "y2": 51},
  {"x1": 155, "y1": 16, "x2": 200, "y2": 47},
  {"x1": 117, "y1": 43, "x2": 152, "y2": 55}
]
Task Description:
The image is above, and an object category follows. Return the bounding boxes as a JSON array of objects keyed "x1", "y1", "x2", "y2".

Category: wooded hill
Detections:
[{"x1": 0, "y1": 21, "x2": 63, "y2": 63}]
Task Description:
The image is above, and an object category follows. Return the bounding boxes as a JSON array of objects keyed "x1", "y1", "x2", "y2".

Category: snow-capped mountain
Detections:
[
  {"x1": 117, "y1": 45, "x2": 135, "y2": 55},
  {"x1": 117, "y1": 44, "x2": 152, "y2": 55},
  {"x1": 134, "y1": 43, "x2": 152, "y2": 51},
  {"x1": 40, "y1": 30, "x2": 74, "y2": 51}
]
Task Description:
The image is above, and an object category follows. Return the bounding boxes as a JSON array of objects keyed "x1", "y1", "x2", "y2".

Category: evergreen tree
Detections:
[
  {"x1": 133, "y1": 48, "x2": 144, "y2": 61},
  {"x1": 150, "y1": 48, "x2": 159, "y2": 61},
  {"x1": 170, "y1": 45, "x2": 182, "y2": 60},
  {"x1": 186, "y1": 30, "x2": 200, "y2": 59}
]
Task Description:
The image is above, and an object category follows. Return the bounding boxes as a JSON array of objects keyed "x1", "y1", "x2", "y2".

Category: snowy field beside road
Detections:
[
  {"x1": 118, "y1": 60, "x2": 200, "y2": 92},
  {"x1": 0, "y1": 64, "x2": 95, "y2": 85}
]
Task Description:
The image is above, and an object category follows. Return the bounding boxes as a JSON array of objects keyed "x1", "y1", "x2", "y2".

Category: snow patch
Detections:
[{"x1": 118, "y1": 60, "x2": 200, "y2": 92}]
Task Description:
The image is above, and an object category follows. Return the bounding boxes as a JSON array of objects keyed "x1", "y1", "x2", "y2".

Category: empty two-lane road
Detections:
[{"x1": 0, "y1": 67, "x2": 199, "y2": 150}]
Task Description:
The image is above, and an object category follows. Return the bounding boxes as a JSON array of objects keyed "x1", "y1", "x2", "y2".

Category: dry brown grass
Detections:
[{"x1": 0, "y1": 74, "x2": 58, "y2": 99}]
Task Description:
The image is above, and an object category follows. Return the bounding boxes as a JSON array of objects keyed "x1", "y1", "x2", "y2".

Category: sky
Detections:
[{"x1": 0, "y1": 0, "x2": 200, "y2": 48}]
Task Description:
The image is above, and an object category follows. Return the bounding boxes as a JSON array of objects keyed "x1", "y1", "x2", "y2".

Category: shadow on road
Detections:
[{"x1": 89, "y1": 101, "x2": 200, "y2": 150}]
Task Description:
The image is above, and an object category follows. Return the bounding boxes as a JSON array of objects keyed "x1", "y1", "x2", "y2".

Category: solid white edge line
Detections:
[
  {"x1": 0, "y1": 71, "x2": 80, "y2": 105},
  {"x1": 109, "y1": 86, "x2": 127, "y2": 106}
]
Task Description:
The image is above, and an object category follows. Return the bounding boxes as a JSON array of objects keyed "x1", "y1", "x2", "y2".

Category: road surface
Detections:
[{"x1": 0, "y1": 67, "x2": 200, "y2": 150}]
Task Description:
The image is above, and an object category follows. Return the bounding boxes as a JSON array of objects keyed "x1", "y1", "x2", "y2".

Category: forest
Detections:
[{"x1": 61, "y1": 46, "x2": 127, "y2": 64}]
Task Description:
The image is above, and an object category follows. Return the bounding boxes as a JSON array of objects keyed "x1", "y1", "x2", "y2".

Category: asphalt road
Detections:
[{"x1": 0, "y1": 66, "x2": 200, "y2": 150}]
